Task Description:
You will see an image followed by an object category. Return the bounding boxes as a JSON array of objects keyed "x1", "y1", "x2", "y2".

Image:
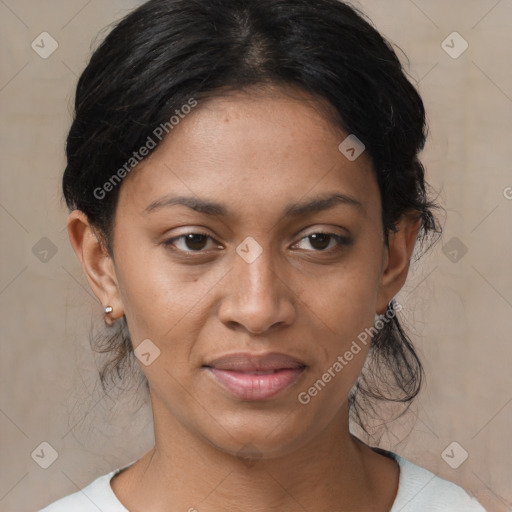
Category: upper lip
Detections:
[{"x1": 204, "y1": 352, "x2": 307, "y2": 372}]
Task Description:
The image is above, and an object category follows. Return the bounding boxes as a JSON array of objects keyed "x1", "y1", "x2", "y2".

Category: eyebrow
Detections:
[{"x1": 144, "y1": 192, "x2": 364, "y2": 217}]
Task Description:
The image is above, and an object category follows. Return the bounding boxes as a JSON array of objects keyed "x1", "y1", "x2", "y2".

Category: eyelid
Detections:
[
  {"x1": 163, "y1": 230, "x2": 221, "y2": 251},
  {"x1": 298, "y1": 225, "x2": 351, "y2": 239},
  {"x1": 163, "y1": 228, "x2": 352, "y2": 255},
  {"x1": 291, "y1": 231, "x2": 352, "y2": 251}
]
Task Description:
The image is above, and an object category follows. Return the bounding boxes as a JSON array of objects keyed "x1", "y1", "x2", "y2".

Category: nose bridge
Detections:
[
  {"x1": 219, "y1": 236, "x2": 295, "y2": 333},
  {"x1": 238, "y1": 239, "x2": 277, "y2": 298}
]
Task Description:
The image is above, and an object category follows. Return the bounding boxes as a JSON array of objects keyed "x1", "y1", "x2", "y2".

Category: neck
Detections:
[{"x1": 112, "y1": 392, "x2": 398, "y2": 512}]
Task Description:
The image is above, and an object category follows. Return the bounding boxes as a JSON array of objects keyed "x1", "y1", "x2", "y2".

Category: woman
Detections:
[{"x1": 40, "y1": 0, "x2": 487, "y2": 510}]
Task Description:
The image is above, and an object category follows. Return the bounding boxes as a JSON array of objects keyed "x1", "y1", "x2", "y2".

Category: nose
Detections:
[{"x1": 217, "y1": 240, "x2": 296, "y2": 335}]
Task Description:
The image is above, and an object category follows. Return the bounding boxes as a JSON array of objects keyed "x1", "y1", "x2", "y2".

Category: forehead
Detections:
[{"x1": 117, "y1": 87, "x2": 380, "y2": 223}]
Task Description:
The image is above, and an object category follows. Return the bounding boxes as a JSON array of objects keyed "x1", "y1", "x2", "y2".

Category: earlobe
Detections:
[
  {"x1": 66, "y1": 210, "x2": 124, "y2": 320},
  {"x1": 376, "y1": 214, "x2": 422, "y2": 315}
]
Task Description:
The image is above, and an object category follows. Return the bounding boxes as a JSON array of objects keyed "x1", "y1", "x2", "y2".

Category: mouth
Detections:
[{"x1": 203, "y1": 352, "x2": 307, "y2": 401}]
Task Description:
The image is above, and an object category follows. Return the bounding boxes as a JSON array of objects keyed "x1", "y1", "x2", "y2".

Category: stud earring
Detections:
[{"x1": 105, "y1": 305, "x2": 113, "y2": 314}]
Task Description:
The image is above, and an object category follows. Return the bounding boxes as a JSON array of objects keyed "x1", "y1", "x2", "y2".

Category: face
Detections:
[{"x1": 70, "y1": 86, "x2": 416, "y2": 459}]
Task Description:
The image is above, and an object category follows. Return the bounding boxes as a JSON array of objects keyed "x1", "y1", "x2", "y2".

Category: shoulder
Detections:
[
  {"x1": 379, "y1": 449, "x2": 487, "y2": 511},
  {"x1": 38, "y1": 462, "x2": 135, "y2": 512}
]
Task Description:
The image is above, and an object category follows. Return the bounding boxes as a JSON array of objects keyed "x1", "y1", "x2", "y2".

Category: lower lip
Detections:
[{"x1": 207, "y1": 367, "x2": 305, "y2": 400}]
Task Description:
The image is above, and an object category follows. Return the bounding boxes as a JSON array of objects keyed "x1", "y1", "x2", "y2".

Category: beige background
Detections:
[{"x1": 1, "y1": 0, "x2": 511, "y2": 511}]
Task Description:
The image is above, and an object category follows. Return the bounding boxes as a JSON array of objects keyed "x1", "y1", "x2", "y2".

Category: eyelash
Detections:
[{"x1": 162, "y1": 230, "x2": 352, "y2": 255}]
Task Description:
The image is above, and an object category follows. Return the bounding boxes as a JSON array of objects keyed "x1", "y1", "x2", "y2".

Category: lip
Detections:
[{"x1": 204, "y1": 352, "x2": 307, "y2": 401}]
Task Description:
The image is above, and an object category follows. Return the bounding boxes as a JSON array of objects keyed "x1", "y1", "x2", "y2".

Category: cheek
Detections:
[
  {"x1": 296, "y1": 242, "x2": 383, "y2": 395},
  {"x1": 301, "y1": 248, "x2": 382, "y2": 339},
  {"x1": 114, "y1": 241, "x2": 226, "y2": 377},
  {"x1": 297, "y1": 281, "x2": 375, "y2": 414},
  {"x1": 113, "y1": 242, "x2": 195, "y2": 342}
]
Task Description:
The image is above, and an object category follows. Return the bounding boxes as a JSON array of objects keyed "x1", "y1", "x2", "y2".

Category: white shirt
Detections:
[{"x1": 39, "y1": 449, "x2": 487, "y2": 511}]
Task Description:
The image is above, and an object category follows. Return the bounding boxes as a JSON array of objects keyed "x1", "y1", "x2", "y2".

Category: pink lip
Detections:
[{"x1": 205, "y1": 352, "x2": 307, "y2": 400}]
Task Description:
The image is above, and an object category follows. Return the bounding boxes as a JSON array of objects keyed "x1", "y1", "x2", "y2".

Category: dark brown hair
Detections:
[{"x1": 63, "y1": 0, "x2": 441, "y2": 437}]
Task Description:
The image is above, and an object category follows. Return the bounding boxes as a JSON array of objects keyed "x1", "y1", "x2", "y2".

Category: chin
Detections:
[{"x1": 201, "y1": 409, "x2": 316, "y2": 461}]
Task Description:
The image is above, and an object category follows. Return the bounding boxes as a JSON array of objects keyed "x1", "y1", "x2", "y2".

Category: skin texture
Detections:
[{"x1": 68, "y1": 86, "x2": 421, "y2": 511}]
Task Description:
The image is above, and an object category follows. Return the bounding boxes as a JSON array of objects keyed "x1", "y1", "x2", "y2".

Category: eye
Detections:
[
  {"x1": 163, "y1": 231, "x2": 222, "y2": 253},
  {"x1": 163, "y1": 230, "x2": 351, "y2": 255},
  {"x1": 293, "y1": 232, "x2": 352, "y2": 252}
]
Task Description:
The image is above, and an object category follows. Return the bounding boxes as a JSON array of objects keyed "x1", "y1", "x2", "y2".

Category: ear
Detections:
[
  {"x1": 66, "y1": 210, "x2": 124, "y2": 324},
  {"x1": 376, "y1": 213, "x2": 422, "y2": 315}
]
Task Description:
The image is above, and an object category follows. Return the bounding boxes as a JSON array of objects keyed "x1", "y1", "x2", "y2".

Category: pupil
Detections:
[
  {"x1": 310, "y1": 233, "x2": 330, "y2": 250},
  {"x1": 183, "y1": 234, "x2": 331, "y2": 251},
  {"x1": 186, "y1": 234, "x2": 207, "y2": 251}
]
